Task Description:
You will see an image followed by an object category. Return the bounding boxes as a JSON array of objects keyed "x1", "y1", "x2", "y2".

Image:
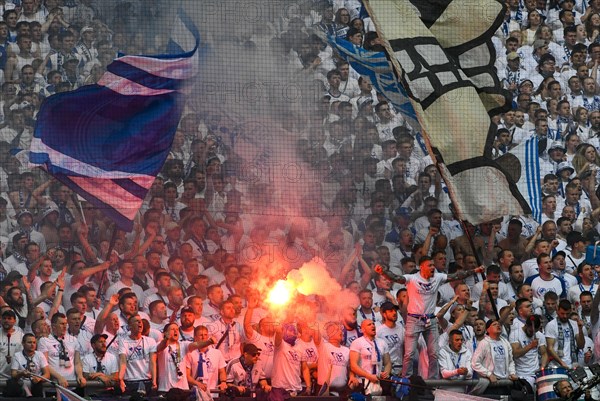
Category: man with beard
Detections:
[
  {"x1": 586, "y1": 111, "x2": 600, "y2": 150},
  {"x1": 4, "y1": 285, "x2": 29, "y2": 329},
  {"x1": 0, "y1": 309, "x2": 23, "y2": 380},
  {"x1": 178, "y1": 307, "x2": 196, "y2": 342},
  {"x1": 356, "y1": 290, "x2": 377, "y2": 326},
  {"x1": 142, "y1": 270, "x2": 172, "y2": 312},
  {"x1": 577, "y1": 291, "x2": 593, "y2": 338},
  {"x1": 376, "y1": 302, "x2": 404, "y2": 376},
  {"x1": 340, "y1": 306, "x2": 360, "y2": 347},
  {"x1": 545, "y1": 299, "x2": 585, "y2": 369},
  {"x1": 349, "y1": 319, "x2": 391, "y2": 395},
  {"x1": 81, "y1": 334, "x2": 119, "y2": 389},
  {"x1": 505, "y1": 264, "x2": 525, "y2": 301},
  {"x1": 3, "y1": 234, "x2": 28, "y2": 273},
  {"x1": 148, "y1": 300, "x2": 167, "y2": 332},
  {"x1": 205, "y1": 300, "x2": 244, "y2": 363}
]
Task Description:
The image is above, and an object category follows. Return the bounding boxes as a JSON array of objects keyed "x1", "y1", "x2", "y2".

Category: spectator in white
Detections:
[
  {"x1": 104, "y1": 259, "x2": 144, "y2": 301},
  {"x1": 375, "y1": 301, "x2": 404, "y2": 376},
  {"x1": 471, "y1": 320, "x2": 518, "y2": 396},
  {"x1": 178, "y1": 307, "x2": 196, "y2": 341},
  {"x1": 186, "y1": 296, "x2": 212, "y2": 328},
  {"x1": 317, "y1": 322, "x2": 359, "y2": 395},
  {"x1": 356, "y1": 289, "x2": 377, "y2": 326},
  {"x1": 243, "y1": 295, "x2": 276, "y2": 378},
  {"x1": 185, "y1": 216, "x2": 209, "y2": 261},
  {"x1": 270, "y1": 323, "x2": 311, "y2": 397},
  {"x1": 0, "y1": 309, "x2": 23, "y2": 380},
  {"x1": 203, "y1": 284, "x2": 224, "y2": 320},
  {"x1": 578, "y1": 291, "x2": 593, "y2": 337},
  {"x1": 439, "y1": 329, "x2": 481, "y2": 394},
  {"x1": 568, "y1": 262, "x2": 597, "y2": 305},
  {"x1": 156, "y1": 322, "x2": 191, "y2": 393},
  {"x1": 509, "y1": 315, "x2": 548, "y2": 390},
  {"x1": 205, "y1": 300, "x2": 244, "y2": 363},
  {"x1": 225, "y1": 343, "x2": 269, "y2": 396},
  {"x1": 375, "y1": 101, "x2": 407, "y2": 142},
  {"x1": 551, "y1": 251, "x2": 578, "y2": 289},
  {"x1": 9, "y1": 333, "x2": 49, "y2": 397},
  {"x1": 148, "y1": 300, "x2": 167, "y2": 332},
  {"x1": 395, "y1": 256, "x2": 483, "y2": 379},
  {"x1": 545, "y1": 299, "x2": 585, "y2": 368},
  {"x1": 142, "y1": 270, "x2": 171, "y2": 312},
  {"x1": 564, "y1": 231, "x2": 586, "y2": 273},
  {"x1": 340, "y1": 306, "x2": 361, "y2": 347},
  {"x1": 524, "y1": 253, "x2": 567, "y2": 300},
  {"x1": 166, "y1": 286, "x2": 185, "y2": 322},
  {"x1": 349, "y1": 319, "x2": 391, "y2": 395},
  {"x1": 185, "y1": 325, "x2": 227, "y2": 398},
  {"x1": 117, "y1": 314, "x2": 157, "y2": 394},
  {"x1": 81, "y1": 334, "x2": 119, "y2": 389},
  {"x1": 470, "y1": 265, "x2": 509, "y2": 301},
  {"x1": 505, "y1": 264, "x2": 525, "y2": 301},
  {"x1": 37, "y1": 312, "x2": 86, "y2": 388},
  {"x1": 66, "y1": 308, "x2": 92, "y2": 357}
]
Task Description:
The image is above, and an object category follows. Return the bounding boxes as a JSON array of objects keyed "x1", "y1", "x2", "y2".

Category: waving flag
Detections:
[
  {"x1": 28, "y1": 10, "x2": 199, "y2": 231},
  {"x1": 505, "y1": 137, "x2": 542, "y2": 222},
  {"x1": 360, "y1": 0, "x2": 532, "y2": 224}
]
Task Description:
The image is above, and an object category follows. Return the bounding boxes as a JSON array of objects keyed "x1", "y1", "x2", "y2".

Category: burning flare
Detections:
[{"x1": 267, "y1": 280, "x2": 294, "y2": 306}]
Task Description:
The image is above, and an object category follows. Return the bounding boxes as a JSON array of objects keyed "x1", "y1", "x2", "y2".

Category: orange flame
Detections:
[{"x1": 267, "y1": 280, "x2": 294, "y2": 306}]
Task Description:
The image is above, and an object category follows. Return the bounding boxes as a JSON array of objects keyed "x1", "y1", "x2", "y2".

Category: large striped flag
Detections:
[
  {"x1": 360, "y1": 0, "x2": 533, "y2": 224},
  {"x1": 27, "y1": 9, "x2": 199, "y2": 231}
]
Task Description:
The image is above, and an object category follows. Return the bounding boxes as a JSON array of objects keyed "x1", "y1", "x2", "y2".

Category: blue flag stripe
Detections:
[
  {"x1": 113, "y1": 178, "x2": 147, "y2": 199},
  {"x1": 106, "y1": 60, "x2": 184, "y2": 91}
]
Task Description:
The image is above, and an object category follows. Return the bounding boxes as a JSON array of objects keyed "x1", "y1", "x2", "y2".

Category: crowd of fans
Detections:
[{"x1": 2, "y1": 0, "x2": 600, "y2": 400}]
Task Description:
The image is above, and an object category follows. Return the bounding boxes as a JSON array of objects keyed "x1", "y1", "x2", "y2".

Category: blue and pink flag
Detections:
[{"x1": 28, "y1": 10, "x2": 199, "y2": 231}]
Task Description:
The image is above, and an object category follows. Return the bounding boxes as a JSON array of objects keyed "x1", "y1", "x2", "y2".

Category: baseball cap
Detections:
[
  {"x1": 379, "y1": 301, "x2": 399, "y2": 313},
  {"x1": 507, "y1": 52, "x2": 520, "y2": 61},
  {"x1": 164, "y1": 222, "x2": 180, "y2": 231},
  {"x1": 549, "y1": 141, "x2": 566, "y2": 152},
  {"x1": 180, "y1": 306, "x2": 194, "y2": 315},
  {"x1": 243, "y1": 343, "x2": 261, "y2": 356},
  {"x1": 551, "y1": 250, "x2": 566, "y2": 261},
  {"x1": 90, "y1": 333, "x2": 108, "y2": 345},
  {"x1": 557, "y1": 161, "x2": 575, "y2": 174},
  {"x1": 394, "y1": 207, "x2": 411, "y2": 219}
]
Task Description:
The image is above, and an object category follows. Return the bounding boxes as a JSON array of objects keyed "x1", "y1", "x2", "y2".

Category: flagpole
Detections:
[{"x1": 97, "y1": 225, "x2": 118, "y2": 299}]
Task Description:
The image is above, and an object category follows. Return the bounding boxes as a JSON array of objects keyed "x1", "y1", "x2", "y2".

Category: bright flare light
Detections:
[{"x1": 267, "y1": 280, "x2": 293, "y2": 306}]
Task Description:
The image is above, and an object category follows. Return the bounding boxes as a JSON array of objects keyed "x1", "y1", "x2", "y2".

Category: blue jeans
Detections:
[{"x1": 402, "y1": 315, "x2": 439, "y2": 379}]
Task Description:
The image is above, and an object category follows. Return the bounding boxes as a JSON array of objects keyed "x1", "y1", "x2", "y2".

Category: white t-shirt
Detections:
[
  {"x1": 0, "y1": 329, "x2": 24, "y2": 379},
  {"x1": 295, "y1": 339, "x2": 318, "y2": 367},
  {"x1": 81, "y1": 351, "x2": 119, "y2": 375},
  {"x1": 10, "y1": 350, "x2": 48, "y2": 377},
  {"x1": 271, "y1": 341, "x2": 306, "y2": 391},
  {"x1": 246, "y1": 331, "x2": 276, "y2": 378},
  {"x1": 489, "y1": 338, "x2": 509, "y2": 378},
  {"x1": 317, "y1": 341, "x2": 350, "y2": 389},
  {"x1": 184, "y1": 348, "x2": 226, "y2": 394},
  {"x1": 204, "y1": 319, "x2": 245, "y2": 362},
  {"x1": 349, "y1": 336, "x2": 389, "y2": 378},
  {"x1": 545, "y1": 318, "x2": 581, "y2": 368},
  {"x1": 508, "y1": 328, "x2": 546, "y2": 377},
  {"x1": 117, "y1": 335, "x2": 157, "y2": 381},
  {"x1": 375, "y1": 323, "x2": 404, "y2": 371},
  {"x1": 38, "y1": 333, "x2": 80, "y2": 380},
  {"x1": 157, "y1": 341, "x2": 190, "y2": 391},
  {"x1": 404, "y1": 273, "x2": 447, "y2": 315}
]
